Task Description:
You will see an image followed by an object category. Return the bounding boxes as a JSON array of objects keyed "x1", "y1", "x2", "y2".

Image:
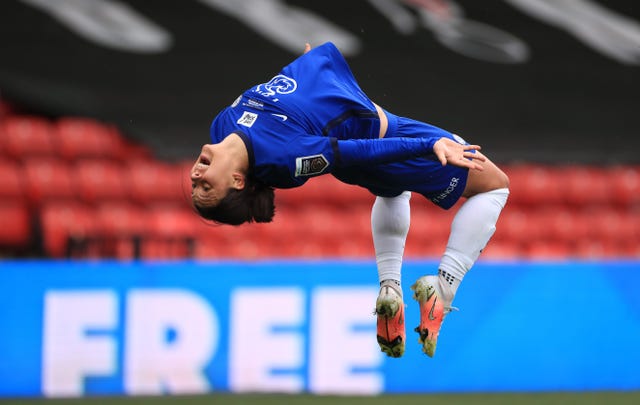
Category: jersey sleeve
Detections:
[
  {"x1": 286, "y1": 134, "x2": 440, "y2": 181},
  {"x1": 334, "y1": 137, "x2": 438, "y2": 166}
]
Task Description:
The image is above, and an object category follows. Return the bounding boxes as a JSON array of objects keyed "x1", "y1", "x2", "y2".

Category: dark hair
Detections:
[{"x1": 194, "y1": 177, "x2": 275, "y2": 225}]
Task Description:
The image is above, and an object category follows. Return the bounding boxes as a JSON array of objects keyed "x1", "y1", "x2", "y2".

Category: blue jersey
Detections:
[{"x1": 209, "y1": 42, "x2": 468, "y2": 209}]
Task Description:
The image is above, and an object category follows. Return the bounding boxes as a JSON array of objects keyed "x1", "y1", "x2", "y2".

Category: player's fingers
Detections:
[
  {"x1": 304, "y1": 43, "x2": 311, "y2": 54},
  {"x1": 463, "y1": 160, "x2": 484, "y2": 171},
  {"x1": 463, "y1": 151, "x2": 486, "y2": 161},
  {"x1": 454, "y1": 154, "x2": 484, "y2": 170},
  {"x1": 464, "y1": 144, "x2": 482, "y2": 151}
]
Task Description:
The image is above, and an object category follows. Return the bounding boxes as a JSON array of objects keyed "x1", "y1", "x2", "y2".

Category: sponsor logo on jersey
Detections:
[
  {"x1": 431, "y1": 177, "x2": 460, "y2": 204},
  {"x1": 237, "y1": 111, "x2": 258, "y2": 127},
  {"x1": 295, "y1": 154, "x2": 329, "y2": 177},
  {"x1": 254, "y1": 74, "x2": 297, "y2": 97},
  {"x1": 244, "y1": 98, "x2": 264, "y2": 110}
]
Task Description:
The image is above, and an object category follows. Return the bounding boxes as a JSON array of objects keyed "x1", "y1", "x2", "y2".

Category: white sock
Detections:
[
  {"x1": 371, "y1": 191, "x2": 411, "y2": 292},
  {"x1": 439, "y1": 188, "x2": 509, "y2": 296}
]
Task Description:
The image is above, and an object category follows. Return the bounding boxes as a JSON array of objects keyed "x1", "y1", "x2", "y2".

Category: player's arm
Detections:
[
  {"x1": 334, "y1": 136, "x2": 484, "y2": 170},
  {"x1": 286, "y1": 134, "x2": 483, "y2": 182}
]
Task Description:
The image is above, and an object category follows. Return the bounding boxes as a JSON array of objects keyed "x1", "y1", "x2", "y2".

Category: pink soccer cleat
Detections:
[
  {"x1": 411, "y1": 275, "x2": 456, "y2": 357},
  {"x1": 375, "y1": 281, "x2": 406, "y2": 358}
]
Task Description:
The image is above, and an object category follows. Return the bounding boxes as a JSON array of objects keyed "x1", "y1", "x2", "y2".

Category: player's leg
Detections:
[
  {"x1": 372, "y1": 191, "x2": 411, "y2": 358},
  {"x1": 439, "y1": 155, "x2": 509, "y2": 296},
  {"x1": 412, "y1": 156, "x2": 509, "y2": 357}
]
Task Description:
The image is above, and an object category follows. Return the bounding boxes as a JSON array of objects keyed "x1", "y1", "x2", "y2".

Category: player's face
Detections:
[{"x1": 190, "y1": 144, "x2": 235, "y2": 207}]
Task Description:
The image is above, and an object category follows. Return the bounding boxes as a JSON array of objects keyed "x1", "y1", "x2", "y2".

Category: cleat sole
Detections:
[{"x1": 376, "y1": 292, "x2": 406, "y2": 358}]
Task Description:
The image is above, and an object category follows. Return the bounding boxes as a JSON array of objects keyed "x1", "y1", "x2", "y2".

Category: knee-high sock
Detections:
[
  {"x1": 439, "y1": 188, "x2": 509, "y2": 294},
  {"x1": 371, "y1": 191, "x2": 411, "y2": 289}
]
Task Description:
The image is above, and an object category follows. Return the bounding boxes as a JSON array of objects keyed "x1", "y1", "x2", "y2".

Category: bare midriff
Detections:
[{"x1": 374, "y1": 103, "x2": 388, "y2": 138}]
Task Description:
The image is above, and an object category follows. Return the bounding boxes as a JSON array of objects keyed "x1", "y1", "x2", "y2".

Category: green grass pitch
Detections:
[{"x1": 2, "y1": 392, "x2": 640, "y2": 405}]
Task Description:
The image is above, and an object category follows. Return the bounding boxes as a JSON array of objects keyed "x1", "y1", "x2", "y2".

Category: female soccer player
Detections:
[{"x1": 190, "y1": 43, "x2": 509, "y2": 358}]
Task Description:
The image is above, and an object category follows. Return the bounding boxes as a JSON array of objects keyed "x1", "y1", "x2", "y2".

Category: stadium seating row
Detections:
[
  {"x1": 0, "y1": 115, "x2": 151, "y2": 161},
  {"x1": 0, "y1": 157, "x2": 191, "y2": 207},
  {"x1": 1, "y1": 114, "x2": 639, "y2": 207},
  {"x1": 0, "y1": 113, "x2": 638, "y2": 260},
  {"x1": 2, "y1": 154, "x2": 639, "y2": 209},
  {"x1": 504, "y1": 164, "x2": 640, "y2": 206},
  {"x1": 0, "y1": 198, "x2": 637, "y2": 259}
]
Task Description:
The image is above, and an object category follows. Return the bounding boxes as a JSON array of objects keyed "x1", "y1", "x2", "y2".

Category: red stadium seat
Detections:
[
  {"x1": 23, "y1": 158, "x2": 74, "y2": 205},
  {"x1": 194, "y1": 215, "x2": 283, "y2": 259},
  {"x1": 574, "y1": 238, "x2": 627, "y2": 259},
  {"x1": 404, "y1": 238, "x2": 446, "y2": 258},
  {"x1": 524, "y1": 240, "x2": 571, "y2": 259},
  {"x1": 120, "y1": 142, "x2": 154, "y2": 162},
  {"x1": 287, "y1": 205, "x2": 372, "y2": 250},
  {"x1": 534, "y1": 207, "x2": 587, "y2": 242},
  {"x1": 608, "y1": 165, "x2": 640, "y2": 206},
  {"x1": 40, "y1": 202, "x2": 96, "y2": 257},
  {"x1": 276, "y1": 175, "x2": 373, "y2": 209},
  {"x1": 505, "y1": 165, "x2": 563, "y2": 206},
  {"x1": 142, "y1": 204, "x2": 203, "y2": 258},
  {"x1": 267, "y1": 206, "x2": 303, "y2": 238},
  {"x1": 94, "y1": 202, "x2": 149, "y2": 258},
  {"x1": 410, "y1": 203, "x2": 454, "y2": 243},
  {"x1": 146, "y1": 204, "x2": 200, "y2": 238},
  {"x1": 0, "y1": 116, "x2": 56, "y2": 159},
  {"x1": 619, "y1": 239, "x2": 640, "y2": 258},
  {"x1": 0, "y1": 115, "x2": 56, "y2": 160},
  {"x1": 196, "y1": 231, "x2": 271, "y2": 259},
  {"x1": 580, "y1": 206, "x2": 636, "y2": 243},
  {"x1": 75, "y1": 159, "x2": 129, "y2": 203},
  {"x1": 0, "y1": 202, "x2": 31, "y2": 249},
  {"x1": 54, "y1": 117, "x2": 126, "y2": 161},
  {"x1": 480, "y1": 240, "x2": 522, "y2": 260},
  {"x1": 95, "y1": 202, "x2": 148, "y2": 237},
  {"x1": 563, "y1": 166, "x2": 610, "y2": 206},
  {"x1": 0, "y1": 159, "x2": 23, "y2": 201},
  {"x1": 492, "y1": 206, "x2": 541, "y2": 243},
  {"x1": 313, "y1": 236, "x2": 373, "y2": 258},
  {"x1": 127, "y1": 161, "x2": 188, "y2": 206}
]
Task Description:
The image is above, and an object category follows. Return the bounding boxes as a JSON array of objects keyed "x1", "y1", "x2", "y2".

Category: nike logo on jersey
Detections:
[{"x1": 271, "y1": 113, "x2": 288, "y2": 121}]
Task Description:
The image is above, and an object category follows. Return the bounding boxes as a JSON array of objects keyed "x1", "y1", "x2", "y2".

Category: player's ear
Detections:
[{"x1": 232, "y1": 173, "x2": 245, "y2": 190}]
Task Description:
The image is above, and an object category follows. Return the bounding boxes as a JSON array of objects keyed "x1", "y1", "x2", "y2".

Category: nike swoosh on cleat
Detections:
[
  {"x1": 428, "y1": 296, "x2": 438, "y2": 321},
  {"x1": 271, "y1": 113, "x2": 288, "y2": 121}
]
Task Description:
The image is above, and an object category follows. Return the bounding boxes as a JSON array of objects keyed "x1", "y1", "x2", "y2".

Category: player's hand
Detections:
[
  {"x1": 433, "y1": 137, "x2": 485, "y2": 170},
  {"x1": 303, "y1": 43, "x2": 312, "y2": 54}
]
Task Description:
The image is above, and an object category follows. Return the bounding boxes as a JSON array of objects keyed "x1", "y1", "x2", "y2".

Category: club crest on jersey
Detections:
[
  {"x1": 295, "y1": 154, "x2": 329, "y2": 177},
  {"x1": 237, "y1": 111, "x2": 258, "y2": 127},
  {"x1": 254, "y1": 74, "x2": 297, "y2": 97}
]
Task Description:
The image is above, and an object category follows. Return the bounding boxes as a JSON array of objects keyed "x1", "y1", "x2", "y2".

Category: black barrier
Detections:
[{"x1": 0, "y1": 0, "x2": 638, "y2": 163}]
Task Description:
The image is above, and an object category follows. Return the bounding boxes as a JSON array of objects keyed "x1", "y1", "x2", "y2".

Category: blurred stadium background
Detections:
[{"x1": 0, "y1": 0, "x2": 638, "y2": 403}]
